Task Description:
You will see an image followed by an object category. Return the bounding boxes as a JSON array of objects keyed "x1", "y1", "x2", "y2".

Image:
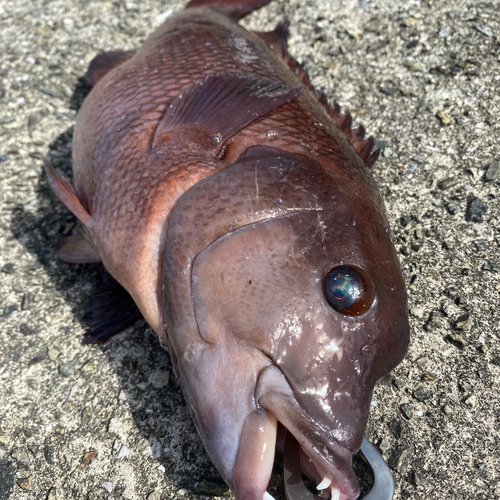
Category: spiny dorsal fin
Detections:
[
  {"x1": 186, "y1": 0, "x2": 273, "y2": 21},
  {"x1": 254, "y1": 22, "x2": 380, "y2": 169},
  {"x1": 85, "y1": 49, "x2": 136, "y2": 86},
  {"x1": 325, "y1": 104, "x2": 380, "y2": 168},
  {"x1": 153, "y1": 73, "x2": 302, "y2": 158}
]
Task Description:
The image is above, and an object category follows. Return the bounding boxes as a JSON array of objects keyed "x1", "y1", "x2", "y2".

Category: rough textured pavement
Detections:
[{"x1": 0, "y1": 0, "x2": 499, "y2": 499}]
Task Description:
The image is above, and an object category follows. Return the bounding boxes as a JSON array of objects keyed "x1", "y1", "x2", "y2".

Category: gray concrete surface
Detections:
[{"x1": 0, "y1": 0, "x2": 499, "y2": 499}]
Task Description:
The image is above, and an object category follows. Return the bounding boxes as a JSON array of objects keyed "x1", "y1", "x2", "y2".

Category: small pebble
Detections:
[
  {"x1": 446, "y1": 333, "x2": 466, "y2": 349},
  {"x1": 400, "y1": 403, "x2": 414, "y2": 419},
  {"x1": 11, "y1": 448, "x2": 30, "y2": 467},
  {"x1": 3, "y1": 305, "x2": 18, "y2": 317},
  {"x1": 476, "y1": 25, "x2": 493, "y2": 37},
  {"x1": 404, "y1": 59, "x2": 426, "y2": 72},
  {"x1": 413, "y1": 387, "x2": 432, "y2": 402},
  {"x1": 1, "y1": 263, "x2": 16, "y2": 274},
  {"x1": 157, "y1": 464, "x2": 165, "y2": 473},
  {"x1": 20, "y1": 323, "x2": 37, "y2": 336},
  {"x1": 21, "y1": 292, "x2": 36, "y2": 310},
  {"x1": 393, "y1": 379, "x2": 405, "y2": 390},
  {"x1": 59, "y1": 363, "x2": 74, "y2": 378},
  {"x1": 437, "y1": 110, "x2": 451, "y2": 125},
  {"x1": 464, "y1": 395, "x2": 477, "y2": 407},
  {"x1": 62, "y1": 18, "x2": 74, "y2": 31},
  {"x1": 390, "y1": 446, "x2": 412, "y2": 473},
  {"x1": 378, "y1": 437, "x2": 391, "y2": 454},
  {"x1": 118, "y1": 446, "x2": 130, "y2": 459},
  {"x1": 413, "y1": 472, "x2": 431, "y2": 488},
  {"x1": 12, "y1": 283, "x2": 23, "y2": 293},
  {"x1": 442, "y1": 405, "x2": 453, "y2": 415},
  {"x1": 102, "y1": 482, "x2": 113, "y2": 493},
  {"x1": 400, "y1": 215, "x2": 413, "y2": 227},
  {"x1": 455, "y1": 314, "x2": 473, "y2": 332},
  {"x1": 410, "y1": 307, "x2": 424, "y2": 319},
  {"x1": 466, "y1": 197, "x2": 487, "y2": 222},
  {"x1": 147, "y1": 492, "x2": 162, "y2": 500},
  {"x1": 177, "y1": 489, "x2": 188, "y2": 497},
  {"x1": 438, "y1": 178, "x2": 459, "y2": 190},
  {"x1": 47, "y1": 346, "x2": 60, "y2": 361},
  {"x1": 439, "y1": 27, "x2": 450, "y2": 37},
  {"x1": 28, "y1": 354, "x2": 47, "y2": 367},
  {"x1": 446, "y1": 201, "x2": 461, "y2": 215},
  {"x1": 17, "y1": 476, "x2": 32, "y2": 490},
  {"x1": 485, "y1": 159, "x2": 499, "y2": 182},
  {"x1": 81, "y1": 360, "x2": 95, "y2": 374},
  {"x1": 148, "y1": 371, "x2": 170, "y2": 389}
]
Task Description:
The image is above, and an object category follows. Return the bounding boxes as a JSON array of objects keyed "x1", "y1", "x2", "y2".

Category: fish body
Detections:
[{"x1": 47, "y1": 1, "x2": 410, "y2": 499}]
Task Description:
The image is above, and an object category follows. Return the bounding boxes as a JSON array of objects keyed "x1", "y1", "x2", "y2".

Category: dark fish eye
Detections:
[{"x1": 323, "y1": 265, "x2": 375, "y2": 316}]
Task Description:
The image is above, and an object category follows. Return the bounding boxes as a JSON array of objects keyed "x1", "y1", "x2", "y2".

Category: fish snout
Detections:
[{"x1": 255, "y1": 365, "x2": 361, "y2": 500}]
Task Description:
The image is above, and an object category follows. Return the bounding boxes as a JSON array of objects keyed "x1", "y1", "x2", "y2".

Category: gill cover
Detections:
[{"x1": 161, "y1": 147, "x2": 409, "y2": 499}]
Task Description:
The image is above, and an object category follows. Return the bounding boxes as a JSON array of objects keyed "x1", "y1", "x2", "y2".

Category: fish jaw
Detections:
[{"x1": 256, "y1": 365, "x2": 361, "y2": 500}]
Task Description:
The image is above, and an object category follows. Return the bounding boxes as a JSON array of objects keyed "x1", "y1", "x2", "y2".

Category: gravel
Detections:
[{"x1": 0, "y1": 0, "x2": 499, "y2": 499}]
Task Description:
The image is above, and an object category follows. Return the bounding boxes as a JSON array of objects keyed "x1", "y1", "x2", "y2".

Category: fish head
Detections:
[{"x1": 162, "y1": 147, "x2": 409, "y2": 500}]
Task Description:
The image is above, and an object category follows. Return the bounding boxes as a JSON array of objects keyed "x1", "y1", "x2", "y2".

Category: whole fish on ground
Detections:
[{"x1": 47, "y1": 0, "x2": 410, "y2": 499}]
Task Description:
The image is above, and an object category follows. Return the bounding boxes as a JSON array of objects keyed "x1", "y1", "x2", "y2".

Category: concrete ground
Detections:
[{"x1": 0, "y1": 0, "x2": 499, "y2": 499}]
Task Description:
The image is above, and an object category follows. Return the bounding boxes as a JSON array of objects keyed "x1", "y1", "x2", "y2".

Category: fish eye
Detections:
[{"x1": 323, "y1": 265, "x2": 375, "y2": 316}]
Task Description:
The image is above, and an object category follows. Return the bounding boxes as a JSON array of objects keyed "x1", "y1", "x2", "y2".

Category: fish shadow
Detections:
[{"x1": 9, "y1": 80, "x2": 222, "y2": 499}]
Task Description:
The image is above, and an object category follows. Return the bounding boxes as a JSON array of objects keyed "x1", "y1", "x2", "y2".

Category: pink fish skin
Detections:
[{"x1": 47, "y1": 0, "x2": 410, "y2": 499}]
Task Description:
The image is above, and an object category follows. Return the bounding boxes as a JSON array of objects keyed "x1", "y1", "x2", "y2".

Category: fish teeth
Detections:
[
  {"x1": 263, "y1": 493, "x2": 276, "y2": 500},
  {"x1": 331, "y1": 487, "x2": 341, "y2": 500},
  {"x1": 317, "y1": 477, "x2": 332, "y2": 490}
]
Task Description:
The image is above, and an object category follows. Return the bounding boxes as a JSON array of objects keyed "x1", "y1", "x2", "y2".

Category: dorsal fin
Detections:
[
  {"x1": 255, "y1": 22, "x2": 380, "y2": 168},
  {"x1": 152, "y1": 73, "x2": 302, "y2": 158},
  {"x1": 85, "y1": 50, "x2": 136, "y2": 86},
  {"x1": 186, "y1": 0, "x2": 273, "y2": 21},
  {"x1": 46, "y1": 166, "x2": 93, "y2": 227},
  {"x1": 253, "y1": 19, "x2": 290, "y2": 59}
]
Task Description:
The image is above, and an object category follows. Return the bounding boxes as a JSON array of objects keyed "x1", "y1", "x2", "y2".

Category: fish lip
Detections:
[{"x1": 256, "y1": 366, "x2": 360, "y2": 499}]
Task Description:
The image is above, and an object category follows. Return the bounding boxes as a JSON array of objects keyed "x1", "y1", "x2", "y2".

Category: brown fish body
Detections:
[{"x1": 48, "y1": 2, "x2": 409, "y2": 499}]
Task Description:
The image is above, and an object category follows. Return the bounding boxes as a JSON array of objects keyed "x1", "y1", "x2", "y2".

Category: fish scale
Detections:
[{"x1": 47, "y1": 1, "x2": 409, "y2": 499}]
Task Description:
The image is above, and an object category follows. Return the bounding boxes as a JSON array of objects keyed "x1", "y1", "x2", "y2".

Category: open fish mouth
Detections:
[
  {"x1": 283, "y1": 434, "x2": 395, "y2": 500},
  {"x1": 283, "y1": 432, "x2": 356, "y2": 500},
  {"x1": 255, "y1": 365, "x2": 361, "y2": 500}
]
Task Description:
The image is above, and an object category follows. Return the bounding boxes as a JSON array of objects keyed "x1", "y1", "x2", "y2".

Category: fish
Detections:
[{"x1": 46, "y1": 0, "x2": 410, "y2": 499}]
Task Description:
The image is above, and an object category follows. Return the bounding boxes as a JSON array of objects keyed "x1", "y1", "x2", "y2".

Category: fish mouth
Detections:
[{"x1": 255, "y1": 365, "x2": 360, "y2": 500}]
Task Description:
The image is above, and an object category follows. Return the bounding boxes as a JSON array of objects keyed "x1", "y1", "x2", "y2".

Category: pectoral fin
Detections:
[
  {"x1": 152, "y1": 73, "x2": 302, "y2": 158},
  {"x1": 58, "y1": 229, "x2": 100, "y2": 263},
  {"x1": 46, "y1": 166, "x2": 92, "y2": 228}
]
